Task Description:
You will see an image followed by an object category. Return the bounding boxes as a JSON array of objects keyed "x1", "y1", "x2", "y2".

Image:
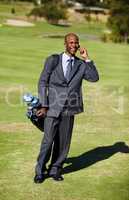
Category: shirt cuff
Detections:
[{"x1": 85, "y1": 59, "x2": 91, "y2": 62}]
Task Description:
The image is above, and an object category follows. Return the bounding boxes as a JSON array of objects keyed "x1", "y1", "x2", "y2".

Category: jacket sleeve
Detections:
[
  {"x1": 38, "y1": 56, "x2": 54, "y2": 107},
  {"x1": 83, "y1": 61, "x2": 99, "y2": 82}
]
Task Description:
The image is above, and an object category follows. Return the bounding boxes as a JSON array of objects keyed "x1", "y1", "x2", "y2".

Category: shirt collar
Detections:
[{"x1": 63, "y1": 52, "x2": 74, "y2": 62}]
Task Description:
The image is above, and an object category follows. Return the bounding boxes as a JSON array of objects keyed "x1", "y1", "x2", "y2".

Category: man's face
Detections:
[{"x1": 65, "y1": 35, "x2": 79, "y2": 56}]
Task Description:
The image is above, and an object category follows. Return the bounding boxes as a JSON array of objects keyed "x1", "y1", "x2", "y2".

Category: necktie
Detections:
[{"x1": 65, "y1": 58, "x2": 73, "y2": 82}]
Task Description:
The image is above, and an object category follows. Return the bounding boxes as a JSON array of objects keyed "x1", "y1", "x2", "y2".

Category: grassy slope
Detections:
[{"x1": 0, "y1": 2, "x2": 129, "y2": 200}]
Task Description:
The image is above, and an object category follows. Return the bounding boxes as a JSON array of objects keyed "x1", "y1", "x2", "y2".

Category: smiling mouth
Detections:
[{"x1": 70, "y1": 48, "x2": 77, "y2": 51}]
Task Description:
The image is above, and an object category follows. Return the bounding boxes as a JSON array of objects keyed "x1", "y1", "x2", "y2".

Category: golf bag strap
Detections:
[
  {"x1": 47, "y1": 54, "x2": 59, "y2": 83},
  {"x1": 51, "y1": 54, "x2": 59, "y2": 71}
]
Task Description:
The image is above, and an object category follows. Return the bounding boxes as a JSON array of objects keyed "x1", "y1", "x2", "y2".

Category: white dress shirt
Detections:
[
  {"x1": 62, "y1": 52, "x2": 91, "y2": 77},
  {"x1": 62, "y1": 52, "x2": 74, "y2": 77}
]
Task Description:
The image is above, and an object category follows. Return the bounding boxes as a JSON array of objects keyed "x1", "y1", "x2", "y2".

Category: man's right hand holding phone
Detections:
[{"x1": 79, "y1": 47, "x2": 90, "y2": 61}]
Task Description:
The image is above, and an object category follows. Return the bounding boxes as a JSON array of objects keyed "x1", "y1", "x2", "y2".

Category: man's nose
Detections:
[{"x1": 72, "y1": 43, "x2": 77, "y2": 48}]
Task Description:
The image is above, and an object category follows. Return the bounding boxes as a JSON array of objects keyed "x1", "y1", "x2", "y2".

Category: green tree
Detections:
[
  {"x1": 107, "y1": 0, "x2": 129, "y2": 43},
  {"x1": 29, "y1": 1, "x2": 67, "y2": 24},
  {"x1": 42, "y1": 2, "x2": 67, "y2": 24},
  {"x1": 41, "y1": 0, "x2": 60, "y2": 3}
]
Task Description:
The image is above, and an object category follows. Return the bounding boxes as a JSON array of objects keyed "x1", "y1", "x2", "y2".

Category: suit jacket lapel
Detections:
[
  {"x1": 67, "y1": 57, "x2": 82, "y2": 83},
  {"x1": 57, "y1": 54, "x2": 82, "y2": 83}
]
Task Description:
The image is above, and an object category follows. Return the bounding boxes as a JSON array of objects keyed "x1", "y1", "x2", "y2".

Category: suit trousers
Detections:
[{"x1": 35, "y1": 114, "x2": 74, "y2": 176}]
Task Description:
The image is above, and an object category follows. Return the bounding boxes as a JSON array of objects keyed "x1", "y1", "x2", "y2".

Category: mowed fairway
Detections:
[{"x1": 0, "y1": 16, "x2": 129, "y2": 200}]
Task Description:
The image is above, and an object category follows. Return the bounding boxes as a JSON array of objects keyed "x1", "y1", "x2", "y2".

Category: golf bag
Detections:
[{"x1": 23, "y1": 93, "x2": 44, "y2": 131}]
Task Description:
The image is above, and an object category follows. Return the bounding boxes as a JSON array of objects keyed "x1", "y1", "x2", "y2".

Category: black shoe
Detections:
[
  {"x1": 51, "y1": 174, "x2": 64, "y2": 181},
  {"x1": 34, "y1": 174, "x2": 45, "y2": 184}
]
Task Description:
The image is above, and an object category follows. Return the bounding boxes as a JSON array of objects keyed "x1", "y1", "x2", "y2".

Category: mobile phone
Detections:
[{"x1": 79, "y1": 47, "x2": 85, "y2": 54}]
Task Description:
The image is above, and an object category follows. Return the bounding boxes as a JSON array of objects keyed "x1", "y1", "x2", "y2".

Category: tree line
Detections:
[{"x1": 1, "y1": 0, "x2": 129, "y2": 43}]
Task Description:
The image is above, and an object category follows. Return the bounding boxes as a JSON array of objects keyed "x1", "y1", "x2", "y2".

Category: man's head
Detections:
[{"x1": 64, "y1": 33, "x2": 80, "y2": 56}]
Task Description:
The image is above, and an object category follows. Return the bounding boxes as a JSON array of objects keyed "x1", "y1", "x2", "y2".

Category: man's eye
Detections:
[{"x1": 70, "y1": 42, "x2": 76, "y2": 45}]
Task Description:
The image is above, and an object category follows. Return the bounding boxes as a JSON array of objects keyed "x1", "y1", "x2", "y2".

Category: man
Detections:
[{"x1": 34, "y1": 33, "x2": 99, "y2": 183}]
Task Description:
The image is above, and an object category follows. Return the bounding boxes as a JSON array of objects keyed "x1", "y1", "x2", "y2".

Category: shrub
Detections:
[
  {"x1": 107, "y1": 0, "x2": 129, "y2": 43},
  {"x1": 29, "y1": 3, "x2": 67, "y2": 24},
  {"x1": 28, "y1": 6, "x2": 44, "y2": 18}
]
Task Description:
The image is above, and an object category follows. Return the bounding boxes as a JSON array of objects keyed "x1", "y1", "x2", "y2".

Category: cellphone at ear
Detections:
[{"x1": 80, "y1": 48, "x2": 85, "y2": 55}]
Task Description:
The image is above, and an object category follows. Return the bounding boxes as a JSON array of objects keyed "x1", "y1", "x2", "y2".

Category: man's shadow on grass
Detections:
[{"x1": 63, "y1": 141, "x2": 129, "y2": 174}]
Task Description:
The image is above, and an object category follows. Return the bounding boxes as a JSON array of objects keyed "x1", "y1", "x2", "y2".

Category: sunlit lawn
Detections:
[{"x1": 0, "y1": 3, "x2": 129, "y2": 200}]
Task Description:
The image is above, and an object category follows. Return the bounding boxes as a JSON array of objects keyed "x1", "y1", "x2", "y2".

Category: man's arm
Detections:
[
  {"x1": 79, "y1": 47, "x2": 99, "y2": 82},
  {"x1": 83, "y1": 61, "x2": 99, "y2": 82}
]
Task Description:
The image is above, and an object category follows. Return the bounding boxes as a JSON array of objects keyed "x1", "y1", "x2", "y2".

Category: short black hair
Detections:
[{"x1": 64, "y1": 33, "x2": 79, "y2": 43}]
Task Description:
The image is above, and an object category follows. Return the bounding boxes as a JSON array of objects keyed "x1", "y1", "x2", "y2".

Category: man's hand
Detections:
[
  {"x1": 36, "y1": 107, "x2": 48, "y2": 117},
  {"x1": 79, "y1": 47, "x2": 89, "y2": 60}
]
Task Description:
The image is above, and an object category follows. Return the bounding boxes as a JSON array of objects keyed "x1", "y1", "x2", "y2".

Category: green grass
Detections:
[
  {"x1": 0, "y1": 1, "x2": 33, "y2": 17},
  {"x1": 0, "y1": 2, "x2": 129, "y2": 200}
]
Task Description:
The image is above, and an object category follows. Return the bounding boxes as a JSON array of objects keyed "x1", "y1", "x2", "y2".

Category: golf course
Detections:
[{"x1": 0, "y1": 2, "x2": 129, "y2": 200}]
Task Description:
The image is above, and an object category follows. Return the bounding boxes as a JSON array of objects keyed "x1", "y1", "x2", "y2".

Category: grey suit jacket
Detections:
[{"x1": 38, "y1": 53, "x2": 99, "y2": 117}]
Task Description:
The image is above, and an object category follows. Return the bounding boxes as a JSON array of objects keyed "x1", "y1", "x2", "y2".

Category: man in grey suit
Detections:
[{"x1": 34, "y1": 33, "x2": 99, "y2": 183}]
